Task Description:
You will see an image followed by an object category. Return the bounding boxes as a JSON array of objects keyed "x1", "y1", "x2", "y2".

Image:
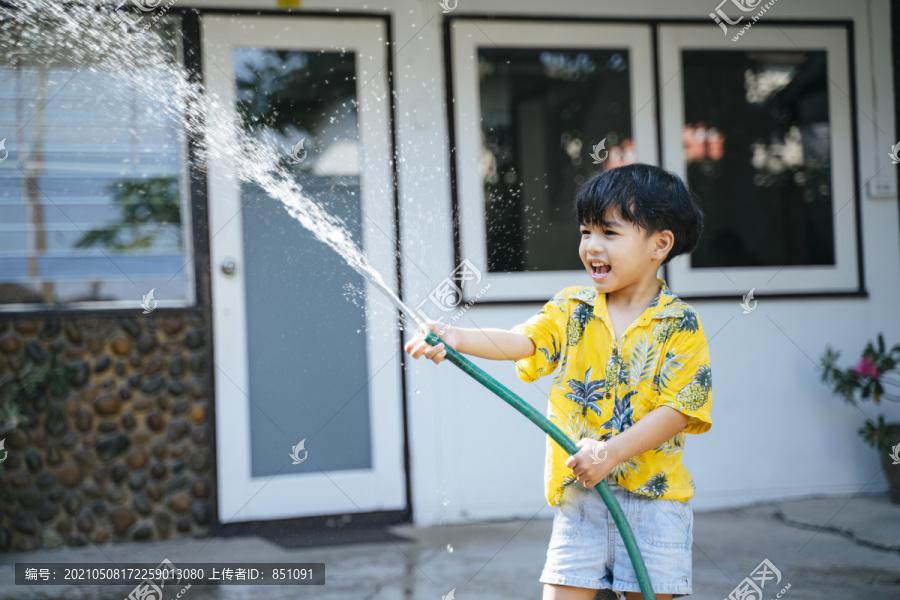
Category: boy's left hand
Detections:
[{"x1": 565, "y1": 438, "x2": 615, "y2": 489}]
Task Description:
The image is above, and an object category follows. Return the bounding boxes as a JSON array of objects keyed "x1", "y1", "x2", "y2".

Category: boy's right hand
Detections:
[{"x1": 404, "y1": 320, "x2": 459, "y2": 364}]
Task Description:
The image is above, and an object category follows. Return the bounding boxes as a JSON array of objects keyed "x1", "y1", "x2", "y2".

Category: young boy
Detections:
[{"x1": 405, "y1": 163, "x2": 712, "y2": 600}]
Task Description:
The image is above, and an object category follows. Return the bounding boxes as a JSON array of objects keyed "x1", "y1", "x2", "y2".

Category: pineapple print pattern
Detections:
[
  {"x1": 635, "y1": 472, "x2": 669, "y2": 498},
  {"x1": 676, "y1": 364, "x2": 712, "y2": 410},
  {"x1": 652, "y1": 318, "x2": 678, "y2": 344},
  {"x1": 565, "y1": 302, "x2": 595, "y2": 346},
  {"x1": 511, "y1": 281, "x2": 712, "y2": 506}
]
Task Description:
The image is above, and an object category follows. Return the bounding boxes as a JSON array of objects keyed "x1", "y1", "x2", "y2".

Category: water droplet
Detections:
[
  {"x1": 446, "y1": 544, "x2": 454, "y2": 553},
  {"x1": 415, "y1": 389, "x2": 420, "y2": 394},
  {"x1": 442, "y1": 498, "x2": 449, "y2": 506}
]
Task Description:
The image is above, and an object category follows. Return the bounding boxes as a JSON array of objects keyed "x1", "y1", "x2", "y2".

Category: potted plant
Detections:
[{"x1": 820, "y1": 334, "x2": 900, "y2": 503}]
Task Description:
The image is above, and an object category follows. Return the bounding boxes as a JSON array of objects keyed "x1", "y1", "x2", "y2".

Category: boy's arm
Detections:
[
  {"x1": 567, "y1": 406, "x2": 689, "y2": 488},
  {"x1": 405, "y1": 322, "x2": 536, "y2": 363},
  {"x1": 605, "y1": 406, "x2": 689, "y2": 465},
  {"x1": 453, "y1": 326, "x2": 535, "y2": 361}
]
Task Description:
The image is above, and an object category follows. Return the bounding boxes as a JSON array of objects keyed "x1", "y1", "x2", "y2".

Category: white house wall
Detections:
[{"x1": 183, "y1": 0, "x2": 900, "y2": 525}]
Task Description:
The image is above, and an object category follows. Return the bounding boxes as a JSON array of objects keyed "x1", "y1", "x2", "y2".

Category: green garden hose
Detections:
[{"x1": 424, "y1": 331, "x2": 657, "y2": 600}]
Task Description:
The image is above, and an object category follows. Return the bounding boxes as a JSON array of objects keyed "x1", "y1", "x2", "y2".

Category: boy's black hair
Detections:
[{"x1": 574, "y1": 163, "x2": 704, "y2": 265}]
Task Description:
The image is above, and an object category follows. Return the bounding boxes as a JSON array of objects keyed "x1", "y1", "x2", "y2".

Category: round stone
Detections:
[
  {"x1": 167, "y1": 418, "x2": 189, "y2": 442},
  {"x1": 175, "y1": 516, "x2": 191, "y2": 533},
  {"x1": 42, "y1": 529, "x2": 63, "y2": 549},
  {"x1": 36, "y1": 501, "x2": 58, "y2": 522},
  {"x1": 133, "y1": 494, "x2": 152, "y2": 516},
  {"x1": 168, "y1": 356, "x2": 184, "y2": 377},
  {"x1": 191, "y1": 501, "x2": 210, "y2": 526},
  {"x1": 136, "y1": 334, "x2": 157, "y2": 354},
  {"x1": 162, "y1": 317, "x2": 183, "y2": 335},
  {"x1": 58, "y1": 461, "x2": 83, "y2": 487},
  {"x1": 63, "y1": 493, "x2": 82, "y2": 515},
  {"x1": 190, "y1": 425, "x2": 209, "y2": 445},
  {"x1": 93, "y1": 394, "x2": 120, "y2": 416},
  {"x1": 154, "y1": 512, "x2": 171, "y2": 536},
  {"x1": 69, "y1": 361, "x2": 89, "y2": 387},
  {"x1": 36, "y1": 472, "x2": 57, "y2": 489},
  {"x1": 189, "y1": 353, "x2": 206, "y2": 374},
  {"x1": 77, "y1": 511, "x2": 95, "y2": 533},
  {"x1": 122, "y1": 412, "x2": 136, "y2": 430},
  {"x1": 25, "y1": 450, "x2": 43, "y2": 472},
  {"x1": 97, "y1": 420, "x2": 117, "y2": 434},
  {"x1": 83, "y1": 482, "x2": 104, "y2": 499},
  {"x1": 44, "y1": 405, "x2": 68, "y2": 436},
  {"x1": 133, "y1": 524, "x2": 153, "y2": 541},
  {"x1": 75, "y1": 408, "x2": 93, "y2": 432},
  {"x1": 119, "y1": 317, "x2": 139, "y2": 338},
  {"x1": 65, "y1": 322, "x2": 83, "y2": 344},
  {"x1": 111, "y1": 337, "x2": 132, "y2": 356},
  {"x1": 189, "y1": 405, "x2": 206, "y2": 424},
  {"x1": 125, "y1": 448, "x2": 149, "y2": 469},
  {"x1": 110, "y1": 464, "x2": 128, "y2": 484},
  {"x1": 185, "y1": 329, "x2": 204, "y2": 349},
  {"x1": 142, "y1": 376, "x2": 165, "y2": 394},
  {"x1": 143, "y1": 355, "x2": 164, "y2": 376},
  {"x1": 150, "y1": 462, "x2": 167, "y2": 480},
  {"x1": 146, "y1": 412, "x2": 164, "y2": 432},
  {"x1": 167, "y1": 494, "x2": 190, "y2": 513},
  {"x1": 94, "y1": 355, "x2": 111, "y2": 374},
  {"x1": 108, "y1": 507, "x2": 135, "y2": 535},
  {"x1": 191, "y1": 478, "x2": 210, "y2": 499},
  {"x1": 128, "y1": 472, "x2": 147, "y2": 491},
  {"x1": 95, "y1": 434, "x2": 130, "y2": 461}
]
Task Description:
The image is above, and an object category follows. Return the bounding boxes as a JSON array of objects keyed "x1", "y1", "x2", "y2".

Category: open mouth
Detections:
[{"x1": 589, "y1": 261, "x2": 611, "y2": 281}]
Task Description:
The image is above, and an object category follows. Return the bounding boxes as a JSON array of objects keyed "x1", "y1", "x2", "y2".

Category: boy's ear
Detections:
[{"x1": 651, "y1": 229, "x2": 674, "y2": 261}]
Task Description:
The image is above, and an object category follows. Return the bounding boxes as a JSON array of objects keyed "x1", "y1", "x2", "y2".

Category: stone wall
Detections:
[{"x1": 0, "y1": 312, "x2": 214, "y2": 551}]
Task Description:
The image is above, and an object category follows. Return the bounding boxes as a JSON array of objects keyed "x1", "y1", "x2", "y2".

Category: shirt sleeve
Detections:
[
  {"x1": 653, "y1": 319, "x2": 713, "y2": 434},
  {"x1": 510, "y1": 290, "x2": 568, "y2": 383}
]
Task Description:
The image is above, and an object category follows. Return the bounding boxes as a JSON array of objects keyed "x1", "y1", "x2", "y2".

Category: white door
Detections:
[{"x1": 203, "y1": 15, "x2": 405, "y2": 523}]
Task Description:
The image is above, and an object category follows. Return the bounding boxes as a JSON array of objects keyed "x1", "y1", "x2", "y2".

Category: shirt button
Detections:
[{"x1": 605, "y1": 392, "x2": 612, "y2": 399}]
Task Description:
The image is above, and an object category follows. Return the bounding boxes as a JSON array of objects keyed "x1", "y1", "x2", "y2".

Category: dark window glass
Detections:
[
  {"x1": 478, "y1": 48, "x2": 635, "y2": 273},
  {"x1": 682, "y1": 50, "x2": 834, "y2": 268}
]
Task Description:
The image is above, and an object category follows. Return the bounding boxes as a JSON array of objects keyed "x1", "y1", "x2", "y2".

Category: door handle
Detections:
[{"x1": 221, "y1": 258, "x2": 237, "y2": 275}]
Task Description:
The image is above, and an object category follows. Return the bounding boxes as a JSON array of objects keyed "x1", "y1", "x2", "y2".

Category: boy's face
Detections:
[{"x1": 578, "y1": 207, "x2": 671, "y2": 293}]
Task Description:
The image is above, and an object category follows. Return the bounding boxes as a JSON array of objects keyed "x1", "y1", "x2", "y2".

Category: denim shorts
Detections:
[{"x1": 540, "y1": 474, "x2": 693, "y2": 598}]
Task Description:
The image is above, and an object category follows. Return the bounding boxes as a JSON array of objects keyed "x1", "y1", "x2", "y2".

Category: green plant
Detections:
[
  {"x1": 820, "y1": 334, "x2": 900, "y2": 452},
  {"x1": 0, "y1": 354, "x2": 77, "y2": 433}
]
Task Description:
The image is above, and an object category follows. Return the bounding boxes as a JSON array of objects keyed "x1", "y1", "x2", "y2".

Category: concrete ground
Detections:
[{"x1": 0, "y1": 493, "x2": 898, "y2": 600}]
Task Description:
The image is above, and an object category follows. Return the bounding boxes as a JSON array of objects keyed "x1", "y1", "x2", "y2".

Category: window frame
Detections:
[
  {"x1": 447, "y1": 17, "x2": 659, "y2": 303},
  {"x1": 446, "y1": 17, "x2": 864, "y2": 304},
  {"x1": 0, "y1": 14, "x2": 197, "y2": 314},
  {"x1": 658, "y1": 23, "x2": 863, "y2": 298}
]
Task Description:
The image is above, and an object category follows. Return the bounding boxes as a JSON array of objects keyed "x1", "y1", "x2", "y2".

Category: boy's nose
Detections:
[{"x1": 585, "y1": 235, "x2": 604, "y2": 253}]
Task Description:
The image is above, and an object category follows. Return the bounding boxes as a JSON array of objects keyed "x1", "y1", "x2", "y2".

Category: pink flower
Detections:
[{"x1": 853, "y1": 356, "x2": 880, "y2": 379}]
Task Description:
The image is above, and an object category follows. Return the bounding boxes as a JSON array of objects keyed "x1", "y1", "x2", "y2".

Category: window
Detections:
[
  {"x1": 659, "y1": 25, "x2": 858, "y2": 296},
  {"x1": 0, "y1": 16, "x2": 194, "y2": 310},
  {"x1": 450, "y1": 20, "x2": 657, "y2": 302},
  {"x1": 450, "y1": 20, "x2": 860, "y2": 301}
]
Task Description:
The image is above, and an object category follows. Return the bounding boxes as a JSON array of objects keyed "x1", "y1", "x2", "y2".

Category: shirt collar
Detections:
[{"x1": 585, "y1": 278, "x2": 681, "y2": 323}]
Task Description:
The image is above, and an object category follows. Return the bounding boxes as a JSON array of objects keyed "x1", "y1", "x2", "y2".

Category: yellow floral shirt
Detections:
[{"x1": 511, "y1": 279, "x2": 712, "y2": 506}]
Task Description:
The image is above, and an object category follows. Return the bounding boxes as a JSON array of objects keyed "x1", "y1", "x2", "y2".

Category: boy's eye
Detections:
[{"x1": 580, "y1": 228, "x2": 590, "y2": 235}]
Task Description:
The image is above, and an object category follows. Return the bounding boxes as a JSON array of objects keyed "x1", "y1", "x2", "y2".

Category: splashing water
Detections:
[{"x1": 1, "y1": 1, "x2": 426, "y2": 332}]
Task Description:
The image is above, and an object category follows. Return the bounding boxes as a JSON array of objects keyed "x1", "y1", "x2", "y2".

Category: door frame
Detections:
[{"x1": 179, "y1": 9, "x2": 411, "y2": 530}]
